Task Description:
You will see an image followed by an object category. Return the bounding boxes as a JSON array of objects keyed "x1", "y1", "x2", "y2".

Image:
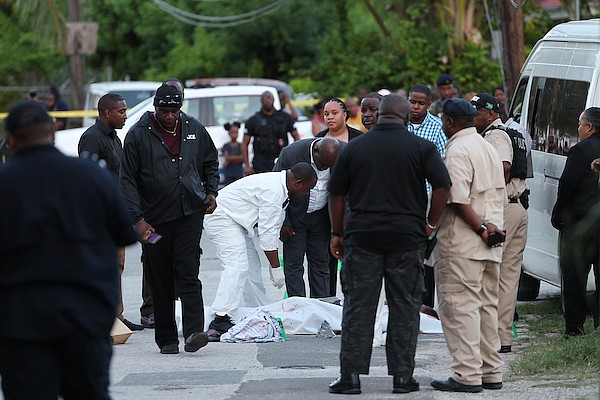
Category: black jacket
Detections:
[
  {"x1": 316, "y1": 125, "x2": 363, "y2": 141},
  {"x1": 0, "y1": 145, "x2": 137, "y2": 340},
  {"x1": 121, "y1": 111, "x2": 219, "y2": 225},
  {"x1": 552, "y1": 133, "x2": 600, "y2": 231}
]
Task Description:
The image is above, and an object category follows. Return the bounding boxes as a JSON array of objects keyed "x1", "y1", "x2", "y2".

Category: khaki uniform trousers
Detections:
[
  {"x1": 435, "y1": 255, "x2": 503, "y2": 385},
  {"x1": 498, "y1": 201, "x2": 528, "y2": 346}
]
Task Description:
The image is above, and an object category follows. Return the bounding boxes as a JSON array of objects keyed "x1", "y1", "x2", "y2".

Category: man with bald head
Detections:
[
  {"x1": 273, "y1": 137, "x2": 343, "y2": 298},
  {"x1": 327, "y1": 94, "x2": 451, "y2": 395}
]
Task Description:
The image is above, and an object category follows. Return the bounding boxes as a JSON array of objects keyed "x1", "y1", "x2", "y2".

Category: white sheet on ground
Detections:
[{"x1": 176, "y1": 297, "x2": 443, "y2": 335}]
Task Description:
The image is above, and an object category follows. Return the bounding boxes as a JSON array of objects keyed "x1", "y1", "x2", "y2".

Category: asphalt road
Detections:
[
  {"x1": 2, "y1": 234, "x2": 594, "y2": 400},
  {"x1": 101, "y1": 235, "x2": 599, "y2": 400}
]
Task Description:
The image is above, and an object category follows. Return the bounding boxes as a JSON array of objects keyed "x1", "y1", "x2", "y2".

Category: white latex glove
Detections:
[{"x1": 269, "y1": 266, "x2": 285, "y2": 289}]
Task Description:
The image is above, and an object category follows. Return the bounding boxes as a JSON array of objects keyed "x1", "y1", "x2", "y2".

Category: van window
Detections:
[
  {"x1": 509, "y1": 78, "x2": 528, "y2": 124},
  {"x1": 527, "y1": 77, "x2": 589, "y2": 155}
]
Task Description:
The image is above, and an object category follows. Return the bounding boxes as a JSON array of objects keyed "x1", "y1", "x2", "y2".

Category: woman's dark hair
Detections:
[
  {"x1": 325, "y1": 98, "x2": 349, "y2": 121},
  {"x1": 224, "y1": 121, "x2": 241, "y2": 131}
]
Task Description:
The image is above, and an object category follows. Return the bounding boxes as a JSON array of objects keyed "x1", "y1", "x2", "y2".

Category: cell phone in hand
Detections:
[
  {"x1": 487, "y1": 230, "x2": 506, "y2": 246},
  {"x1": 147, "y1": 232, "x2": 162, "y2": 244}
]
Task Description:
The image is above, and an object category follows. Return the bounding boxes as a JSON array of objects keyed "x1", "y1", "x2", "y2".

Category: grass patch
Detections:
[{"x1": 511, "y1": 297, "x2": 600, "y2": 378}]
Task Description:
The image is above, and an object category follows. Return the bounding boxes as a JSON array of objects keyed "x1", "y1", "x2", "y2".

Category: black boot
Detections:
[
  {"x1": 393, "y1": 376, "x2": 419, "y2": 393},
  {"x1": 329, "y1": 373, "x2": 361, "y2": 394}
]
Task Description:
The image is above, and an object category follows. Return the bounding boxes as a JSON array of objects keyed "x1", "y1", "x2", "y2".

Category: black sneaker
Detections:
[
  {"x1": 207, "y1": 329, "x2": 222, "y2": 342},
  {"x1": 184, "y1": 332, "x2": 209, "y2": 352},
  {"x1": 122, "y1": 318, "x2": 144, "y2": 331},
  {"x1": 499, "y1": 345, "x2": 511, "y2": 353},
  {"x1": 393, "y1": 376, "x2": 419, "y2": 393},
  {"x1": 209, "y1": 315, "x2": 234, "y2": 334},
  {"x1": 160, "y1": 343, "x2": 179, "y2": 354},
  {"x1": 140, "y1": 314, "x2": 155, "y2": 328}
]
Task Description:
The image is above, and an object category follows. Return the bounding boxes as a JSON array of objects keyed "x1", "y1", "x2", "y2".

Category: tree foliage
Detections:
[
  {"x1": 0, "y1": 0, "x2": 578, "y2": 108},
  {"x1": 0, "y1": 4, "x2": 66, "y2": 109}
]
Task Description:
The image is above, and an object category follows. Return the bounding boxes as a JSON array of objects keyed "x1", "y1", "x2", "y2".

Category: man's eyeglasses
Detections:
[{"x1": 156, "y1": 94, "x2": 182, "y2": 106}]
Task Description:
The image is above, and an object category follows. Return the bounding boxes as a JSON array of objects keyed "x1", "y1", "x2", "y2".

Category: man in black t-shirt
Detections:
[
  {"x1": 78, "y1": 93, "x2": 145, "y2": 332},
  {"x1": 327, "y1": 94, "x2": 451, "y2": 395},
  {"x1": 242, "y1": 91, "x2": 300, "y2": 173}
]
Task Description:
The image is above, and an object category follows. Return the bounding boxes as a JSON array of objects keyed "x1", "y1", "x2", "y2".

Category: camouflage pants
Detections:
[{"x1": 339, "y1": 241, "x2": 425, "y2": 377}]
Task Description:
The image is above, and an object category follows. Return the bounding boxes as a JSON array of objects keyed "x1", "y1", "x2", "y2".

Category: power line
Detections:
[{"x1": 152, "y1": 0, "x2": 289, "y2": 27}]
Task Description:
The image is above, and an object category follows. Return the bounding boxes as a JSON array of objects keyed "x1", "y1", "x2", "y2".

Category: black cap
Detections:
[
  {"x1": 442, "y1": 98, "x2": 476, "y2": 118},
  {"x1": 153, "y1": 84, "x2": 183, "y2": 108},
  {"x1": 5, "y1": 101, "x2": 53, "y2": 133},
  {"x1": 469, "y1": 93, "x2": 500, "y2": 113},
  {"x1": 436, "y1": 73, "x2": 454, "y2": 87}
]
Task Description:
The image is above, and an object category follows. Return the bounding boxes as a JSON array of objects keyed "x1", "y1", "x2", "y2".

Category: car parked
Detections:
[
  {"x1": 185, "y1": 77, "x2": 313, "y2": 135},
  {"x1": 82, "y1": 81, "x2": 161, "y2": 127},
  {"x1": 54, "y1": 85, "x2": 313, "y2": 179}
]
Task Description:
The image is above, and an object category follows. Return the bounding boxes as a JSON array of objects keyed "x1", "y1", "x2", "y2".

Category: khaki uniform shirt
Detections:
[
  {"x1": 438, "y1": 127, "x2": 506, "y2": 262},
  {"x1": 484, "y1": 118, "x2": 527, "y2": 199}
]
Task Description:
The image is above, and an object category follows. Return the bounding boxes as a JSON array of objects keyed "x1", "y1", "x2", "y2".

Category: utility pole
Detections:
[
  {"x1": 498, "y1": 1, "x2": 525, "y2": 101},
  {"x1": 67, "y1": 0, "x2": 84, "y2": 112}
]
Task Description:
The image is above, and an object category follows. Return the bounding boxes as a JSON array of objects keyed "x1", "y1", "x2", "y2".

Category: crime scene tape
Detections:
[{"x1": 0, "y1": 100, "x2": 321, "y2": 120}]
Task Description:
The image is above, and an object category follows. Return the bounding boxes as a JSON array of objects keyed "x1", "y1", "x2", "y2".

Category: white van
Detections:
[
  {"x1": 509, "y1": 19, "x2": 600, "y2": 300},
  {"x1": 83, "y1": 81, "x2": 161, "y2": 127}
]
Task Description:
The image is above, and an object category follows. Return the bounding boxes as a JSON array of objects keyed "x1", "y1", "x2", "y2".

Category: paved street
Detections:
[
  {"x1": 2, "y1": 235, "x2": 593, "y2": 400},
  {"x1": 102, "y1": 235, "x2": 598, "y2": 400}
]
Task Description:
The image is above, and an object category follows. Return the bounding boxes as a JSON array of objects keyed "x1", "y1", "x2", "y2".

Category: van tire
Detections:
[{"x1": 517, "y1": 271, "x2": 541, "y2": 301}]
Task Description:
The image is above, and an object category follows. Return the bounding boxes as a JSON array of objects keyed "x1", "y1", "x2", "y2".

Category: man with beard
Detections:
[
  {"x1": 121, "y1": 83, "x2": 220, "y2": 355},
  {"x1": 360, "y1": 92, "x2": 382, "y2": 131}
]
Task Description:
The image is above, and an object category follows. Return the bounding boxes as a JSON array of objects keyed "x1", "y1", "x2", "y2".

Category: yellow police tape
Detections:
[
  {"x1": 0, "y1": 100, "x2": 320, "y2": 120},
  {"x1": 0, "y1": 110, "x2": 98, "y2": 119}
]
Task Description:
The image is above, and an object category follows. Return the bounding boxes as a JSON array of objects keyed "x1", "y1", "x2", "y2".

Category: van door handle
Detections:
[{"x1": 544, "y1": 168, "x2": 561, "y2": 180}]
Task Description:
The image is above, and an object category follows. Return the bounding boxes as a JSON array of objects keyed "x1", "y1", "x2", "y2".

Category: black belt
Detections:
[{"x1": 508, "y1": 198, "x2": 519, "y2": 203}]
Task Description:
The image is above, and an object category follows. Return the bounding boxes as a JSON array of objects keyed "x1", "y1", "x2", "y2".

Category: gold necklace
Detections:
[{"x1": 157, "y1": 119, "x2": 178, "y2": 136}]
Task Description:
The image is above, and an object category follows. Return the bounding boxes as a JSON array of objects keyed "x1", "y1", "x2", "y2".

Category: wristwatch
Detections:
[
  {"x1": 476, "y1": 223, "x2": 488, "y2": 236},
  {"x1": 331, "y1": 231, "x2": 343, "y2": 237}
]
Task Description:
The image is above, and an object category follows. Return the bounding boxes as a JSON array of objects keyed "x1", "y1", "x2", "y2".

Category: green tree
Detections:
[{"x1": 0, "y1": 3, "x2": 66, "y2": 110}]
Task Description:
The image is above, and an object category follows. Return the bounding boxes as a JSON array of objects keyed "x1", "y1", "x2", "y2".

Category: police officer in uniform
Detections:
[
  {"x1": 242, "y1": 91, "x2": 300, "y2": 173},
  {"x1": 471, "y1": 93, "x2": 529, "y2": 353},
  {"x1": 432, "y1": 98, "x2": 506, "y2": 393}
]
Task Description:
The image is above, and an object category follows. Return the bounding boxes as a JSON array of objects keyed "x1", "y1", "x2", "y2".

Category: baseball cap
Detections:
[
  {"x1": 436, "y1": 73, "x2": 454, "y2": 87},
  {"x1": 5, "y1": 101, "x2": 53, "y2": 133},
  {"x1": 153, "y1": 84, "x2": 183, "y2": 108},
  {"x1": 442, "y1": 98, "x2": 476, "y2": 118},
  {"x1": 469, "y1": 93, "x2": 500, "y2": 113}
]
